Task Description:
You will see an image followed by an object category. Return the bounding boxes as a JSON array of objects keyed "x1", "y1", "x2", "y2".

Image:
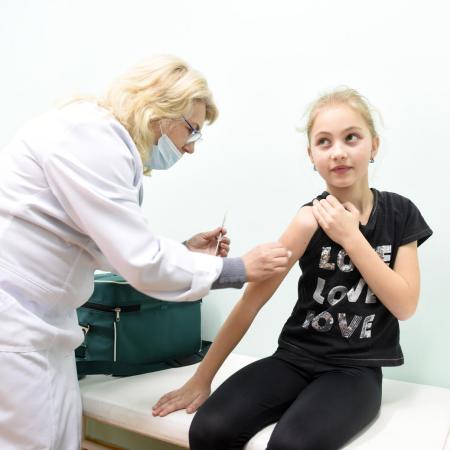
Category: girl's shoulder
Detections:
[
  {"x1": 280, "y1": 206, "x2": 319, "y2": 262},
  {"x1": 374, "y1": 189, "x2": 432, "y2": 247},
  {"x1": 294, "y1": 205, "x2": 318, "y2": 233},
  {"x1": 288, "y1": 191, "x2": 328, "y2": 244},
  {"x1": 375, "y1": 189, "x2": 421, "y2": 215},
  {"x1": 376, "y1": 189, "x2": 411, "y2": 203}
]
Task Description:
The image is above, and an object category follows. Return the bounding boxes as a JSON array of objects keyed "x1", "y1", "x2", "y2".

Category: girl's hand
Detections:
[
  {"x1": 312, "y1": 195, "x2": 360, "y2": 247},
  {"x1": 152, "y1": 376, "x2": 211, "y2": 417},
  {"x1": 185, "y1": 227, "x2": 230, "y2": 257}
]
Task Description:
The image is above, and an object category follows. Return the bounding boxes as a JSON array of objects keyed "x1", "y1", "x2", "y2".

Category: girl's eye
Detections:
[
  {"x1": 317, "y1": 137, "x2": 330, "y2": 146},
  {"x1": 346, "y1": 133, "x2": 360, "y2": 143}
]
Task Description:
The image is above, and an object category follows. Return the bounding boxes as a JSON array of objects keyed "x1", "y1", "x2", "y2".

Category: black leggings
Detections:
[{"x1": 189, "y1": 352, "x2": 382, "y2": 450}]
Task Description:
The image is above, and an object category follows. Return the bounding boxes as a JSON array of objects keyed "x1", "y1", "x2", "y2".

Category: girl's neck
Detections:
[{"x1": 325, "y1": 184, "x2": 374, "y2": 225}]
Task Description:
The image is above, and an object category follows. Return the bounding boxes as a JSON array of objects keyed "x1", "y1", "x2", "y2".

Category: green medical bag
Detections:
[{"x1": 75, "y1": 273, "x2": 210, "y2": 377}]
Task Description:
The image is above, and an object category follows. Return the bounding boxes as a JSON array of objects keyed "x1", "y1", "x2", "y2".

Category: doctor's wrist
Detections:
[{"x1": 211, "y1": 257, "x2": 246, "y2": 290}]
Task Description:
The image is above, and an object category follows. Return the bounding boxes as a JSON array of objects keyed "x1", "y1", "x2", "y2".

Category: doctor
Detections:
[{"x1": 0, "y1": 55, "x2": 290, "y2": 449}]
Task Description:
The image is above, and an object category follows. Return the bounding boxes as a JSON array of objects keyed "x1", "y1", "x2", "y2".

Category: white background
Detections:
[{"x1": 1, "y1": 0, "x2": 449, "y2": 388}]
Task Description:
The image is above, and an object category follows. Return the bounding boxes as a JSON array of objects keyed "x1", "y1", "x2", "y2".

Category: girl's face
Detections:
[{"x1": 308, "y1": 104, "x2": 378, "y2": 191}]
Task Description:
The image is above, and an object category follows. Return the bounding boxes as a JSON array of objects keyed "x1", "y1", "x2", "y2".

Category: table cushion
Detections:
[{"x1": 80, "y1": 353, "x2": 450, "y2": 449}]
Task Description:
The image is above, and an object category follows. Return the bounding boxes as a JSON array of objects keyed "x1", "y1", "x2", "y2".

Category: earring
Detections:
[
  {"x1": 369, "y1": 158, "x2": 375, "y2": 163},
  {"x1": 313, "y1": 165, "x2": 317, "y2": 171}
]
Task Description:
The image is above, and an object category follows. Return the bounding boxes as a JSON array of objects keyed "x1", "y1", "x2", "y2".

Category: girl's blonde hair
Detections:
[
  {"x1": 305, "y1": 87, "x2": 379, "y2": 145},
  {"x1": 97, "y1": 55, "x2": 218, "y2": 164}
]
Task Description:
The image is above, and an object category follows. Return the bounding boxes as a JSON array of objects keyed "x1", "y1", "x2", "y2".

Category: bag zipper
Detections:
[
  {"x1": 83, "y1": 302, "x2": 140, "y2": 322},
  {"x1": 82, "y1": 302, "x2": 140, "y2": 362}
]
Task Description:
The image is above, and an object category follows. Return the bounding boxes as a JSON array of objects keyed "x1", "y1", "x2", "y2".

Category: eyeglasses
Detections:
[{"x1": 182, "y1": 116, "x2": 202, "y2": 144}]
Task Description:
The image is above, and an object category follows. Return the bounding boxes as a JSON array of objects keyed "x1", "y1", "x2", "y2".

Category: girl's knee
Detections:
[
  {"x1": 266, "y1": 433, "x2": 298, "y2": 450},
  {"x1": 189, "y1": 408, "x2": 235, "y2": 450}
]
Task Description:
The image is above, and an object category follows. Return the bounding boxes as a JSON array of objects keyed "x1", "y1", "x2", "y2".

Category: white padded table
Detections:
[{"x1": 80, "y1": 353, "x2": 450, "y2": 449}]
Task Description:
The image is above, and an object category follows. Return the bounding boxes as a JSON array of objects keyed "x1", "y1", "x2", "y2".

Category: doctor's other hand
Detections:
[
  {"x1": 152, "y1": 375, "x2": 211, "y2": 417},
  {"x1": 185, "y1": 227, "x2": 230, "y2": 257},
  {"x1": 243, "y1": 242, "x2": 291, "y2": 282}
]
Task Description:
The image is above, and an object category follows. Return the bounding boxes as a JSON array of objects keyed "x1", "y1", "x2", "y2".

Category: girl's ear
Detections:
[
  {"x1": 371, "y1": 136, "x2": 380, "y2": 160},
  {"x1": 307, "y1": 146, "x2": 314, "y2": 164}
]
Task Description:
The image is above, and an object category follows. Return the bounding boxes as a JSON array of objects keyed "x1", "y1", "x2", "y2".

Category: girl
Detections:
[{"x1": 153, "y1": 88, "x2": 432, "y2": 450}]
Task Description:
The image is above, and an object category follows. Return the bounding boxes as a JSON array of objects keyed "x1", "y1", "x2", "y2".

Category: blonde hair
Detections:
[
  {"x1": 305, "y1": 87, "x2": 379, "y2": 145},
  {"x1": 97, "y1": 55, "x2": 218, "y2": 165}
]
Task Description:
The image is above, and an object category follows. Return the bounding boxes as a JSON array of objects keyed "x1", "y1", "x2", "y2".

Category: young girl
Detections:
[{"x1": 152, "y1": 88, "x2": 432, "y2": 450}]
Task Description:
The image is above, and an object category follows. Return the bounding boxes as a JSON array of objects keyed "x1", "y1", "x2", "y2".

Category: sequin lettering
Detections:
[
  {"x1": 312, "y1": 277, "x2": 377, "y2": 305},
  {"x1": 302, "y1": 310, "x2": 375, "y2": 339}
]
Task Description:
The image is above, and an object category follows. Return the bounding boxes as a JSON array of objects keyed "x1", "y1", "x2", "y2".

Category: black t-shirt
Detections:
[{"x1": 277, "y1": 189, "x2": 432, "y2": 367}]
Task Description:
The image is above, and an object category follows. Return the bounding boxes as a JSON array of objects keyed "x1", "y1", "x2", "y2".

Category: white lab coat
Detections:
[{"x1": 0, "y1": 102, "x2": 223, "y2": 449}]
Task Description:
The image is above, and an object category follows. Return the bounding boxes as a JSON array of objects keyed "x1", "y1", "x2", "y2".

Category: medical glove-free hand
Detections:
[
  {"x1": 242, "y1": 242, "x2": 291, "y2": 282},
  {"x1": 312, "y1": 195, "x2": 360, "y2": 248},
  {"x1": 152, "y1": 374, "x2": 211, "y2": 417},
  {"x1": 185, "y1": 227, "x2": 230, "y2": 257}
]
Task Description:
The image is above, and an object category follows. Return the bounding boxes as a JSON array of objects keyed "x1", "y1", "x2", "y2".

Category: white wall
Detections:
[{"x1": 1, "y1": 0, "x2": 449, "y2": 389}]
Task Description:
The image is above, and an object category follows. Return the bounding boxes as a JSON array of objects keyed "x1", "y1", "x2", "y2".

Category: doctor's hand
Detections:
[
  {"x1": 243, "y1": 242, "x2": 291, "y2": 282},
  {"x1": 152, "y1": 375, "x2": 211, "y2": 417},
  {"x1": 185, "y1": 227, "x2": 230, "y2": 257}
]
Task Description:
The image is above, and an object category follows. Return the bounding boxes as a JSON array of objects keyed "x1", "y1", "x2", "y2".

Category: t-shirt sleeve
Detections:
[{"x1": 400, "y1": 198, "x2": 433, "y2": 247}]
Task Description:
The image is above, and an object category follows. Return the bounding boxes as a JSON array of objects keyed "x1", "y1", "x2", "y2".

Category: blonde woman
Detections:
[{"x1": 0, "y1": 55, "x2": 289, "y2": 449}]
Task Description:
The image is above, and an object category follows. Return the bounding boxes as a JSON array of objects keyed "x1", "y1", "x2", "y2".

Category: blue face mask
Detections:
[{"x1": 147, "y1": 134, "x2": 183, "y2": 170}]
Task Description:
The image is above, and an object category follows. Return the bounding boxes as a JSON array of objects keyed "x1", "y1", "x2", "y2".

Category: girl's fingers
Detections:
[
  {"x1": 343, "y1": 201, "x2": 359, "y2": 215},
  {"x1": 186, "y1": 395, "x2": 206, "y2": 414},
  {"x1": 325, "y1": 194, "x2": 341, "y2": 207},
  {"x1": 314, "y1": 200, "x2": 332, "y2": 222},
  {"x1": 153, "y1": 392, "x2": 175, "y2": 409}
]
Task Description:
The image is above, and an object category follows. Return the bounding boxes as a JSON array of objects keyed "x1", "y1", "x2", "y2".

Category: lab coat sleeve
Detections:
[{"x1": 41, "y1": 114, "x2": 223, "y2": 301}]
